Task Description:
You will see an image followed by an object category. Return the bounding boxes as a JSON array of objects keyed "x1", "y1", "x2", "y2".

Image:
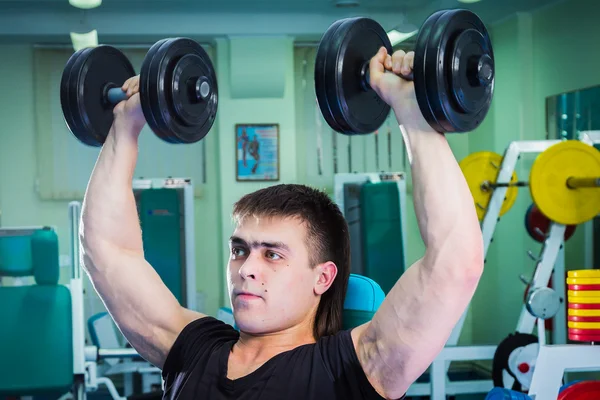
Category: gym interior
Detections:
[{"x1": 0, "y1": 0, "x2": 599, "y2": 398}]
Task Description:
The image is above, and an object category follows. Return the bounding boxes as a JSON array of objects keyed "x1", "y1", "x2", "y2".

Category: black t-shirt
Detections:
[{"x1": 161, "y1": 316, "x2": 389, "y2": 399}]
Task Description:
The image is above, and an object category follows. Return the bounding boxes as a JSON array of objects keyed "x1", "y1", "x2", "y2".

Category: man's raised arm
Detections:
[
  {"x1": 80, "y1": 80, "x2": 204, "y2": 368},
  {"x1": 352, "y1": 48, "x2": 484, "y2": 399}
]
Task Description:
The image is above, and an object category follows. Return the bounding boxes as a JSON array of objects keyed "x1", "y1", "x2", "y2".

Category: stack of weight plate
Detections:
[{"x1": 567, "y1": 270, "x2": 600, "y2": 342}]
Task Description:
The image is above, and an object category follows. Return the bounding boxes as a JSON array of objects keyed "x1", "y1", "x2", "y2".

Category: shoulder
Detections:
[{"x1": 162, "y1": 316, "x2": 238, "y2": 374}]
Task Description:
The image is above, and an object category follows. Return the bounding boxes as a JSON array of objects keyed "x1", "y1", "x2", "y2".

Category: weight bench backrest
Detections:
[
  {"x1": 88, "y1": 312, "x2": 122, "y2": 367},
  {"x1": 0, "y1": 229, "x2": 73, "y2": 396},
  {"x1": 342, "y1": 274, "x2": 385, "y2": 330}
]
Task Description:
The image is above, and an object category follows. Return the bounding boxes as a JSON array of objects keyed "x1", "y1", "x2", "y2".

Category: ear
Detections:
[{"x1": 313, "y1": 261, "x2": 338, "y2": 296}]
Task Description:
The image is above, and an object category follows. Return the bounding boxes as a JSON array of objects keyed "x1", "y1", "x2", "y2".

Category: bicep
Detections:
[
  {"x1": 85, "y1": 248, "x2": 204, "y2": 368},
  {"x1": 354, "y1": 256, "x2": 480, "y2": 398}
]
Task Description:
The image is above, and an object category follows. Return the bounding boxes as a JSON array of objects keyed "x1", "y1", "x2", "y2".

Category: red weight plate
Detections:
[
  {"x1": 569, "y1": 333, "x2": 600, "y2": 342},
  {"x1": 525, "y1": 203, "x2": 576, "y2": 243},
  {"x1": 569, "y1": 284, "x2": 600, "y2": 291},
  {"x1": 568, "y1": 328, "x2": 600, "y2": 335},
  {"x1": 569, "y1": 303, "x2": 600, "y2": 310},
  {"x1": 558, "y1": 380, "x2": 600, "y2": 400},
  {"x1": 569, "y1": 315, "x2": 600, "y2": 322}
]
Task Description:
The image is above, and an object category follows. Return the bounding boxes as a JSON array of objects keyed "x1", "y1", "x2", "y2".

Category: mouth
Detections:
[{"x1": 235, "y1": 291, "x2": 262, "y2": 300}]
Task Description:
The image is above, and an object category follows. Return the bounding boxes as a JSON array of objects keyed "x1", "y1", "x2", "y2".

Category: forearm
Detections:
[
  {"x1": 80, "y1": 126, "x2": 143, "y2": 272},
  {"x1": 398, "y1": 110, "x2": 482, "y2": 270}
]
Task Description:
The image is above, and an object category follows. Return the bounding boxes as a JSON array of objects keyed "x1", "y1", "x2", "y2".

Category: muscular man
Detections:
[
  {"x1": 248, "y1": 136, "x2": 260, "y2": 174},
  {"x1": 80, "y1": 48, "x2": 483, "y2": 399}
]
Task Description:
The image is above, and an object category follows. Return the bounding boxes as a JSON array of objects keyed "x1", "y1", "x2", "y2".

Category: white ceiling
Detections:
[{"x1": 0, "y1": 0, "x2": 566, "y2": 44}]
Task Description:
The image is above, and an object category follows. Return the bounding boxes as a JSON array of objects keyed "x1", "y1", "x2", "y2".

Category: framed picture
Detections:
[{"x1": 235, "y1": 124, "x2": 280, "y2": 182}]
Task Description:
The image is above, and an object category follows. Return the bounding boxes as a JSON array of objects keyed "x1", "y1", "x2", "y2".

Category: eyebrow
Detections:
[{"x1": 229, "y1": 236, "x2": 291, "y2": 252}]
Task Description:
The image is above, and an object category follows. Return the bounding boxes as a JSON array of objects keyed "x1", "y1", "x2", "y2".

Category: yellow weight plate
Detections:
[
  {"x1": 568, "y1": 270, "x2": 600, "y2": 279},
  {"x1": 569, "y1": 309, "x2": 600, "y2": 317},
  {"x1": 568, "y1": 321, "x2": 600, "y2": 329},
  {"x1": 459, "y1": 151, "x2": 519, "y2": 221},
  {"x1": 530, "y1": 140, "x2": 600, "y2": 225},
  {"x1": 568, "y1": 290, "x2": 600, "y2": 297},
  {"x1": 568, "y1": 296, "x2": 600, "y2": 304},
  {"x1": 567, "y1": 277, "x2": 600, "y2": 285}
]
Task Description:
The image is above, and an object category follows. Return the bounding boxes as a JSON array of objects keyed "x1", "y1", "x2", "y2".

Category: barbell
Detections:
[
  {"x1": 460, "y1": 140, "x2": 600, "y2": 225},
  {"x1": 60, "y1": 38, "x2": 218, "y2": 147},
  {"x1": 314, "y1": 9, "x2": 494, "y2": 135}
]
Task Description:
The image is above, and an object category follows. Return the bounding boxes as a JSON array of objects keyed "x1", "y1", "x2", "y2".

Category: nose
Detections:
[{"x1": 238, "y1": 257, "x2": 259, "y2": 281}]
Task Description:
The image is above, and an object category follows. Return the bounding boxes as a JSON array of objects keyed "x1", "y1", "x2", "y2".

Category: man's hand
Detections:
[
  {"x1": 112, "y1": 75, "x2": 146, "y2": 142},
  {"x1": 368, "y1": 47, "x2": 432, "y2": 134}
]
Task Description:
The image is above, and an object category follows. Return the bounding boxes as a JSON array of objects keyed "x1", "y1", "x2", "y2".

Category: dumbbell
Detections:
[
  {"x1": 60, "y1": 38, "x2": 218, "y2": 147},
  {"x1": 314, "y1": 9, "x2": 494, "y2": 135}
]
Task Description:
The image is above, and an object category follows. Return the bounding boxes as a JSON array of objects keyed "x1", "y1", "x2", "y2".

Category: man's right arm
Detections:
[{"x1": 80, "y1": 93, "x2": 205, "y2": 369}]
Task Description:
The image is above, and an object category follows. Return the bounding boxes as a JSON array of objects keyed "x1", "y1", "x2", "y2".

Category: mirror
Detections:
[{"x1": 546, "y1": 85, "x2": 600, "y2": 140}]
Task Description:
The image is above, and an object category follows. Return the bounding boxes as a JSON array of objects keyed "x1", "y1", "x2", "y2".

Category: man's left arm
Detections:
[{"x1": 351, "y1": 123, "x2": 484, "y2": 399}]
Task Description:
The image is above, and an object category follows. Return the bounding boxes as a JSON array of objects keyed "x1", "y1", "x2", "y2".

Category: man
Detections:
[
  {"x1": 237, "y1": 127, "x2": 249, "y2": 167},
  {"x1": 80, "y1": 48, "x2": 483, "y2": 399},
  {"x1": 248, "y1": 135, "x2": 260, "y2": 174}
]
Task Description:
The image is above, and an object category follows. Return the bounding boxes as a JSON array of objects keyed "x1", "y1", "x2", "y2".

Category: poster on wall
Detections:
[{"x1": 235, "y1": 124, "x2": 280, "y2": 181}]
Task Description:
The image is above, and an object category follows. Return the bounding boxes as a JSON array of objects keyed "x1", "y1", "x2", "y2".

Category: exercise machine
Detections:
[
  {"x1": 132, "y1": 177, "x2": 197, "y2": 310},
  {"x1": 334, "y1": 172, "x2": 408, "y2": 294}
]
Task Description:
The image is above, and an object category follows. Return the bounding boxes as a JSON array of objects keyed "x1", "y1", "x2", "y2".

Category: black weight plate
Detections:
[
  {"x1": 139, "y1": 38, "x2": 171, "y2": 142},
  {"x1": 315, "y1": 19, "x2": 346, "y2": 134},
  {"x1": 60, "y1": 48, "x2": 89, "y2": 144},
  {"x1": 60, "y1": 46, "x2": 136, "y2": 146},
  {"x1": 413, "y1": 10, "x2": 447, "y2": 133},
  {"x1": 492, "y1": 332, "x2": 538, "y2": 391},
  {"x1": 424, "y1": 9, "x2": 494, "y2": 133},
  {"x1": 323, "y1": 18, "x2": 360, "y2": 133},
  {"x1": 318, "y1": 17, "x2": 392, "y2": 135},
  {"x1": 141, "y1": 38, "x2": 218, "y2": 144}
]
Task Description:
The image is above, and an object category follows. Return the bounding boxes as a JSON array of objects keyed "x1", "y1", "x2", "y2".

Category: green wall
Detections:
[{"x1": 0, "y1": 0, "x2": 597, "y2": 347}]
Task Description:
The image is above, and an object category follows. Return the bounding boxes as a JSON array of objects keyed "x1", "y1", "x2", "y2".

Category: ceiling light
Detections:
[
  {"x1": 68, "y1": 0, "x2": 102, "y2": 9},
  {"x1": 457, "y1": 0, "x2": 481, "y2": 3},
  {"x1": 387, "y1": 29, "x2": 418, "y2": 46},
  {"x1": 334, "y1": 0, "x2": 360, "y2": 7},
  {"x1": 70, "y1": 30, "x2": 98, "y2": 51}
]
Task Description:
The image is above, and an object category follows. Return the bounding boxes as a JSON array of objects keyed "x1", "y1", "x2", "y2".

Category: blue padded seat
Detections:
[
  {"x1": 342, "y1": 274, "x2": 385, "y2": 330},
  {"x1": 0, "y1": 228, "x2": 73, "y2": 396}
]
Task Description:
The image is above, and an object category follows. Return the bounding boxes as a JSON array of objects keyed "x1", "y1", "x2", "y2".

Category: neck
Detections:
[{"x1": 233, "y1": 320, "x2": 316, "y2": 363}]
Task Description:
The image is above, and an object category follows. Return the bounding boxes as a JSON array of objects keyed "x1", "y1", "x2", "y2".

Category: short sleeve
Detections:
[
  {"x1": 317, "y1": 329, "x2": 405, "y2": 400},
  {"x1": 161, "y1": 316, "x2": 238, "y2": 381}
]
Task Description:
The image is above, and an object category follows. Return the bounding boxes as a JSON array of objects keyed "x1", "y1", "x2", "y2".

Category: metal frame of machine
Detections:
[
  {"x1": 333, "y1": 172, "x2": 409, "y2": 279},
  {"x1": 419, "y1": 132, "x2": 600, "y2": 399}
]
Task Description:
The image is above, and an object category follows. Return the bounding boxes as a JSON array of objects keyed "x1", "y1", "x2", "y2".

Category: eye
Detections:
[
  {"x1": 265, "y1": 251, "x2": 282, "y2": 261},
  {"x1": 231, "y1": 247, "x2": 247, "y2": 258}
]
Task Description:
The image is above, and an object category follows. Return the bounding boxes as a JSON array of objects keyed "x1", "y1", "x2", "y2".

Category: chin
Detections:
[{"x1": 234, "y1": 310, "x2": 281, "y2": 334}]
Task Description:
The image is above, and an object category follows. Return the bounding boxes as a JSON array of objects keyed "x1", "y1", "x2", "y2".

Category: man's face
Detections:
[{"x1": 227, "y1": 216, "x2": 335, "y2": 335}]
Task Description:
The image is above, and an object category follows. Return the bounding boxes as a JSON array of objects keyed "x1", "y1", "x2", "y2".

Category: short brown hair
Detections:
[{"x1": 232, "y1": 184, "x2": 350, "y2": 339}]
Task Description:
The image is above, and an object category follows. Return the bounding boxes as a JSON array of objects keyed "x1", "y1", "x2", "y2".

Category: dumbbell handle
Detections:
[
  {"x1": 106, "y1": 87, "x2": 129, "y2": 104},
  {"x1": 361, "y1": 61, "x2": 414, "y2": 91},
  {"x1": 104, "y1": 76, "x2": 212, "y2": 107}
]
